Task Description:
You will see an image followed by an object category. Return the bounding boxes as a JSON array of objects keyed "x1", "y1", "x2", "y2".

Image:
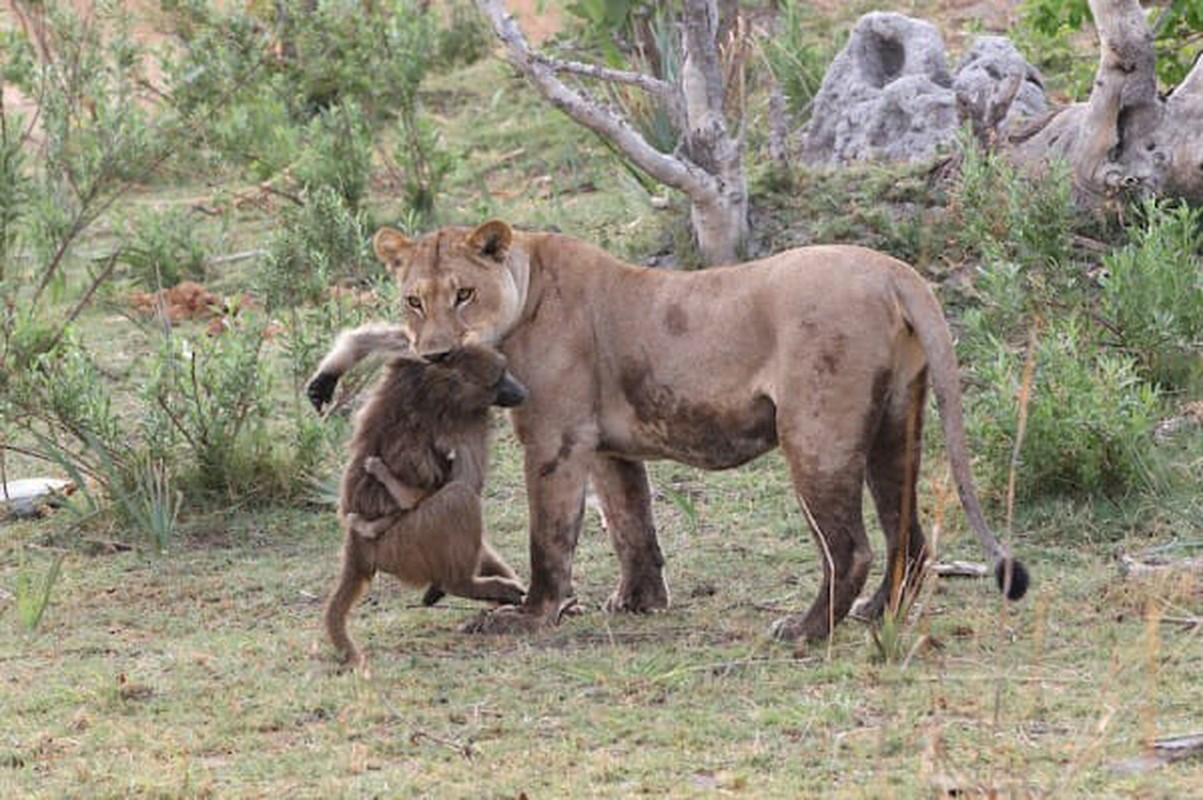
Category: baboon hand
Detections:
[
  {"x1": 306, "y1": 371, "x2": 339, "y2": 412},
  {"x1": 363, "y1": 455, "x2": 386, "y2": 480}
]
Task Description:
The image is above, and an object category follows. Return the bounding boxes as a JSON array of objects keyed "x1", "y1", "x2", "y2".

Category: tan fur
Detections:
[
  {"x1": 322, "y1": 222, "x2": 1028, "y2": 644},
  {"x1": 317, "y1": 345, "x2": 527, "y2": 667}
]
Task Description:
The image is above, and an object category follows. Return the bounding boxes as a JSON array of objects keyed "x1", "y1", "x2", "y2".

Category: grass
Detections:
[
  {"x1": 3, "y1": 4, "x2": 1203, "y2": 795},
  {"x1": 4, "y1": 425, "x2": 1202, "y2": 797}
]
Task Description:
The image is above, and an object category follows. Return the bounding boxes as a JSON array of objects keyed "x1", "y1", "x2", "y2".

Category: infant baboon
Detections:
[{"x1": 309, "y1": 339, "x2": 528, "y2": 667}]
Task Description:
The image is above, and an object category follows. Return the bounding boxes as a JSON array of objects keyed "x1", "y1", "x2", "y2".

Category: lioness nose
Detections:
[{"x1": 425, "y1": 350, "x2": 451, "y2": 364}]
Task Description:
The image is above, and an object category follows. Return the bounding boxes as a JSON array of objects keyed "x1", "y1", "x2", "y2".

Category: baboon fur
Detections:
[{"x1": 316, "y1": 343, "x2": 527, "y2": 667}]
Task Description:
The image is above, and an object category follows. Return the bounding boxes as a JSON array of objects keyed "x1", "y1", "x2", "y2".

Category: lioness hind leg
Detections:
[
  {"x1": 860, "y1": 374, "x2": 930, "y2": 621},
  {"x1": 771, "y1": 429, "x2": 873, "y2": 645}
]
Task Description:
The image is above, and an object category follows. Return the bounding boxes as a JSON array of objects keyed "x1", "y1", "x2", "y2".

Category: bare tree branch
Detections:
[
  {"x1": 476, "y1": 0, "x2": 716, "y2": 200},
  {"x1": 533, "y1": 53, "x2": 673, "y2": 97}
]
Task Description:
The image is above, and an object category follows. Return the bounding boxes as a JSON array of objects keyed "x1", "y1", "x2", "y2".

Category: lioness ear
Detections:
[
  {"x1": 467, "y1": 220, "x2": 512, "y2": 263},
  {"x1": 373, "y1": 227, "x2": 413, "y2": 267}
]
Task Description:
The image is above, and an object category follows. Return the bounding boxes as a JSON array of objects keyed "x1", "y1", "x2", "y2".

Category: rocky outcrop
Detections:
[{"x1": 800, "y1": 13, "x2": 1046, "y2": 164}]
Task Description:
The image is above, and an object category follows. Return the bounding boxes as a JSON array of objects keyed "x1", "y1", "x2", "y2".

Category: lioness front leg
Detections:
[
  {"x1": 465, "y1": 446, "x2": 589, "y2": 634},
  {"x1": 363, "y1": 455, "x2": 427, "y2": 510},
  {"x1": 591, "y1": 455, "x2": 669, "y2": 613}
]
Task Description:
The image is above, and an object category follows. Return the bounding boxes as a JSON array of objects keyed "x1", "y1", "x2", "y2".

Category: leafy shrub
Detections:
[
  {"x1": 435, "y1": 0, "x2": 494, "y2": 68},
  {"x1": 1100, "y1": 201, "x2": 1203, "y2": 392},
  {"x1": 951, "y1": 141, "x2": 1167, "y2": 501},
  {"x1": 256, "y1": 186, "x2": 376, "y2": 309},
  {"x1": 965, "y1": 313, "x2": 1160, "y2": 499},
  {"x1": 119, "y1": 207, "x2": 207, "y2": 289},
  {"x1": 952, "y1": 135, "x2": 1077, "y2": 274},
  {"x1": 143, "y1": 315, "x2": 277, "y2": 498},
  {"x1": 1018, "y1": 0, "x2": 1203, "y2": 92},
  {"x1": 394, "y1": 114, "x2": 453, "y2": 220},
  {"x1": 293, "y1": 102, "x2": 373, "y2": 210},
  {"x1": 762, "y1": 0, "x2": 840, "y2": 121}
]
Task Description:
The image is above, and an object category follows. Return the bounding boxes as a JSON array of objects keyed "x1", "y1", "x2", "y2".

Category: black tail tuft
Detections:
[{"x1": 994, "y1": 558, "x2": 1030, "y2": 601}]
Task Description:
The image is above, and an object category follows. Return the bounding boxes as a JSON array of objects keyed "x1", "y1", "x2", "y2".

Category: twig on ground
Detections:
[
  {"x1": 931, "y1": 561, "x2": 989, "y2": 578},
  {"x1": 1119, "y1": 553, "x2": 1203, "y2": 576},
  {"x1": 410, "y1": 730, "x2": 475, "y2": 760},
  {"x1": 1110, "y1": 732, "x2": 1203, "y2": 773}
]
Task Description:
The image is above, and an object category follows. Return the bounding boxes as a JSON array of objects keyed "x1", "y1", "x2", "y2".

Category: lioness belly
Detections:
[{"x1": 604, "y1": 378, "x2": 778, "y2": 470}]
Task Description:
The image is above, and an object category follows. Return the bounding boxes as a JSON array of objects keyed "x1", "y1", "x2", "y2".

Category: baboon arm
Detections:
[
  {"x1": 306, "y1": 323, "x2": 411, "y2": 410},
  {"x1": 365, "y1": 457, "x2": 428, "y2": 510}
]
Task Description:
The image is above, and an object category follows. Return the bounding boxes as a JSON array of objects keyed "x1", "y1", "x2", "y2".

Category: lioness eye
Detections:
[
  {"x1": 455, "y1": 287, "x2": 475, "y2": 305},
  {"x1": 406, "y1": 295, "x2": 422, "y2": 311}
]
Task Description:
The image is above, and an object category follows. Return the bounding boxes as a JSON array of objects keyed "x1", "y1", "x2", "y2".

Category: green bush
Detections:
[
  {"x1": 294, "y1": 102, "x2": 374, "y2": 211},
  {"x1": 951, "y1": 141, "x2": 1168, "y2": 502},
  {"x1": 1018, "y1": 0, "x2": 1203, "y2": 92},
  {"x1": 119, "y1": 207, "x2": 208, "y2": 289},
  {"x1": 965, "y1": 313, "x2": 1160, "y2": 499},
  {"x1": 1100, "y1": 200, "x2": 1203, "y2": 392},
  {"x1": 143, "y1": 314, "x2": 277, "y2": 498},
  {"x1": 763, "y1": 0, "x2": 840, "y2": 122},
  {"x1": 435, "y1": 0, "x2": 494, "y2": 68},
  {"x1": 256, "y1": 186, "x2": 376, "y2": 310},
  {"x1": 953, "y1": 135, "x2": 1077, "y2": 274}
]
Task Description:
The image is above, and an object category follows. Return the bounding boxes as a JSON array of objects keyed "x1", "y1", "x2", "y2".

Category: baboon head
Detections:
[{"x1": 425, "y1": 344, "x2": 527, "y2": 413}]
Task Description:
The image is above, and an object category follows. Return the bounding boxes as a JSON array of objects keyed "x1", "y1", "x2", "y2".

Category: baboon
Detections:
[{"x1": 310, "y1": 339, "x2": 528, "y2": 667}]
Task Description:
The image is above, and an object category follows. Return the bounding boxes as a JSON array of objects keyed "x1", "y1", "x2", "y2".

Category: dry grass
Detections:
[{"x1": 4, "y1": 428, "x2": 1202, "y2": 797}]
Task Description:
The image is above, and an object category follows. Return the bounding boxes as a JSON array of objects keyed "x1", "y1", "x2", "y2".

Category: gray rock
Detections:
[
  {"x1": 1, "y1": 477, "x2": 73, "y2": 518},
  {"x1": 800, "y1": 14, "x2": 1048, "y2": 163},
  {"x1": 802, "y1": 13, "x2": 957, "y2": 163},
  {"x1": 954, "y1": 36, "x2": 1047, "y2": 129}
]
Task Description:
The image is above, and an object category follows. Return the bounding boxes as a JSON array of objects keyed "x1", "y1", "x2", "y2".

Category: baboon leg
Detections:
[
  {"x1": 306, "y1": 323, "x2": 409, "y2": 410},
  {"x1": 590, "y1": 455, "x2": 669, "y2": 613},
  {"x1": 860, "y1": 374, "x2": 929, "y2": 621},
  {"x1": 771, "y1": 404, "x2": 875, "y2": 644},
  {"x1": 363, "y1": 456, "x2": 426, "y2": 510},
  {"x1": 324, "y1": 555, "x2": 374, "y2": 667},
  {"x1": 442, "y1": 574, "x2": 527, "y2": 605},
  {"x1": 396, "y1": 481, "x2": 513, "y2": 605},
  {"x1": 477, "y1": 541, "x2": 521, "y2": 581},
  {"x1": 345, "y1": 511, "x2": 400, "y2": 540},
  {"x1": 422, "y1": 543, "x2": 524, "y2": 607}
]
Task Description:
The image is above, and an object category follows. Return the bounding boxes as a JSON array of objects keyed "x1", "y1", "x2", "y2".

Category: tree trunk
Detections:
[
  {"x1": 1008, "y1": 0, "x2": 1203, "y2": 204},
  {"x1": 678, "y1": 0, "x2": 748, "y2": 263},
  {"x1": 475, "y1": 0, "x2": 747, "y2": 265}
]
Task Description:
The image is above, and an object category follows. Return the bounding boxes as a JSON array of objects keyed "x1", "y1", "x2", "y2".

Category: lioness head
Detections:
[{"x1": 373, "y1": 221, "x2": 528, "y2": 361}]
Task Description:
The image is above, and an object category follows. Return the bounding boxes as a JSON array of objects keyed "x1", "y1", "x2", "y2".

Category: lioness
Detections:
[{"x1": 307, "y1": 220, "x2": 1030, "y2": 644}]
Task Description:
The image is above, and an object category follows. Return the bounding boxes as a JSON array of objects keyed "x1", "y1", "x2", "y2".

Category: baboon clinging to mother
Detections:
[{"x1": 309, "y1": 333, "x2": 528, "y2": 667}]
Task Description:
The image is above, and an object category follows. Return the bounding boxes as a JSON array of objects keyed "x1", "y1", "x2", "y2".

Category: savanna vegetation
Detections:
[{"x1": 1, "y1": 1, "x2": 1200, "y2": 796}]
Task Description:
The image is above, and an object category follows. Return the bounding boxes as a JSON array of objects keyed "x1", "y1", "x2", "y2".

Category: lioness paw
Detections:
[{"x1": 458, "y1": 604, "x2": 550, "y2": 635}]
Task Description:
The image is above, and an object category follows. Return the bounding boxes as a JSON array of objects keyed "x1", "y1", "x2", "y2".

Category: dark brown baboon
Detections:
[{"x1": 310, "y1": 341, "x2": 528, "y2": 667}]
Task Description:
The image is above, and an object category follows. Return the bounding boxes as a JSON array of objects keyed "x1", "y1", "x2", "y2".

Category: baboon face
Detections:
[{"x1": 431, "y1": 345, "x2": 527, "y2": 412}]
